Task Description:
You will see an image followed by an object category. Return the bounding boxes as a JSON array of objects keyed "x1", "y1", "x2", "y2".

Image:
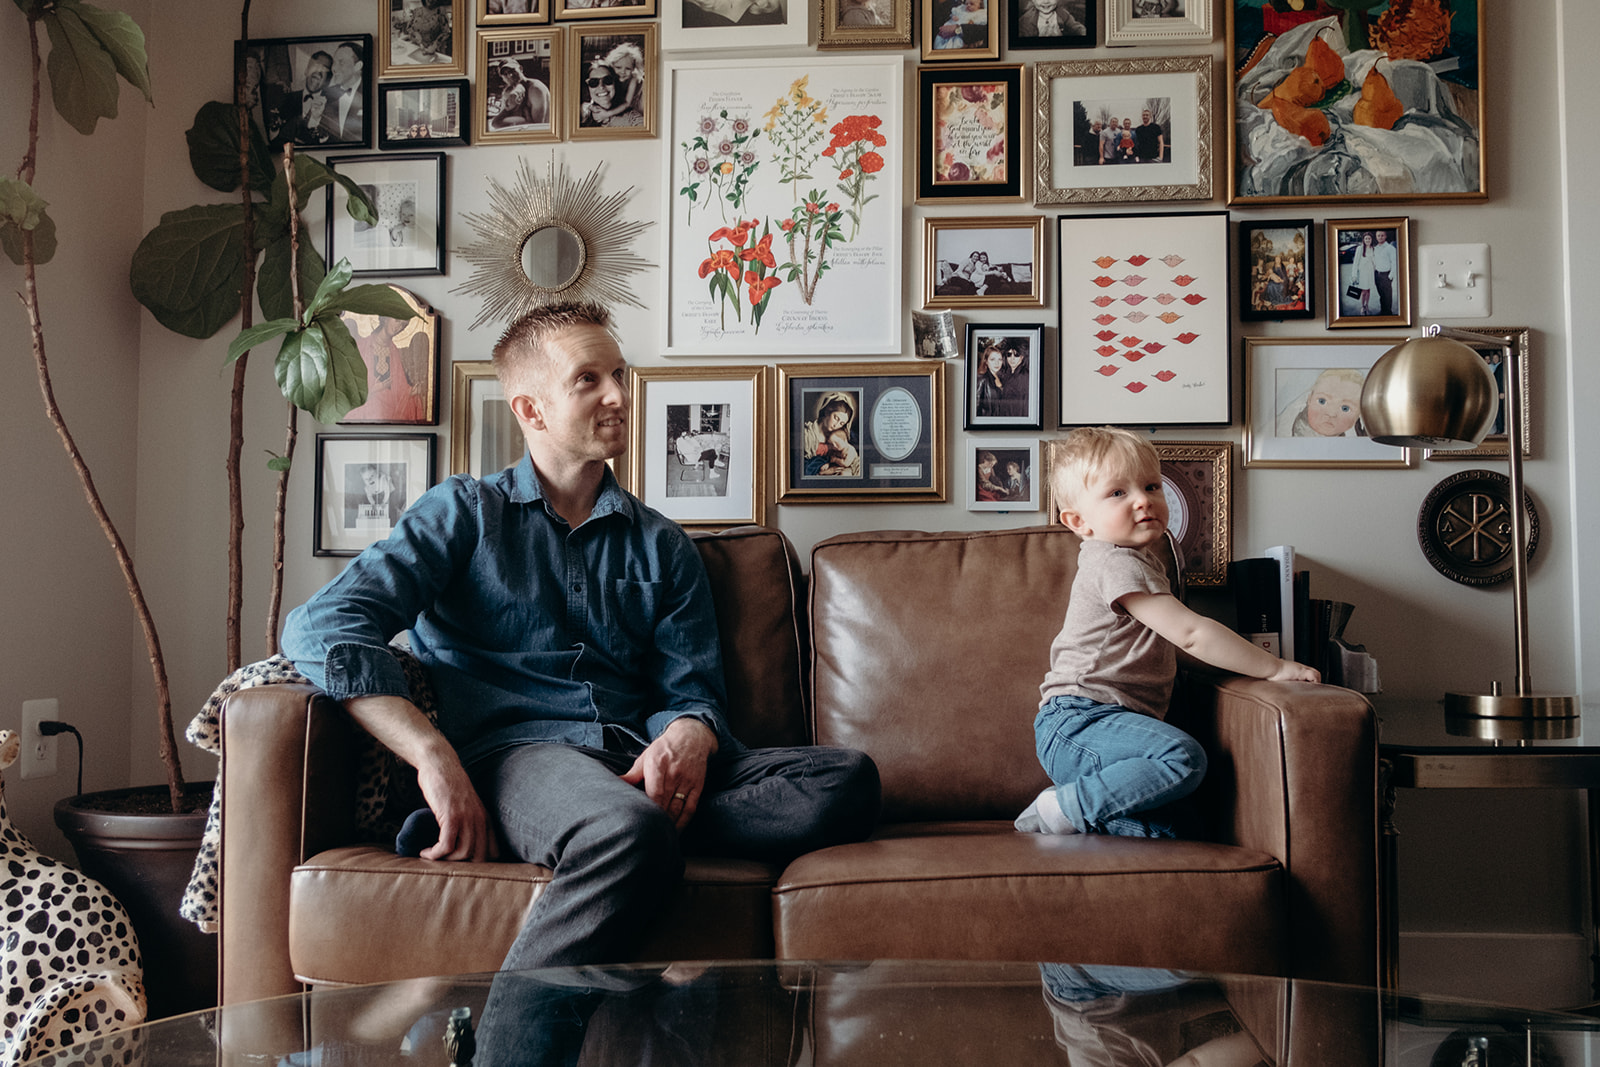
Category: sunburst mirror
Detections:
[{"x1": 454, "y1": 156, "x2": 653, "y2": 330}]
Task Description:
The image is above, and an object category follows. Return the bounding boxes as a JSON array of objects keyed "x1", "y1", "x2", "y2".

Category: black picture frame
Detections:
[
  {"x1": 325, "y1": 152, "x2": 447, "y2": 277},
  {"x1": 916, "y1": 64, "x2": 1025, "y2": 203},
  {"x1": 1008, "y1": 0, "x2": 1094, "y2": 51},
  {"x1": 378, "y1": 79, "x2": 470, "y2": 149},
  {"x1": 313, "y1": 433, "x2": 438, "y2": 556},
  {"x1": 237, "y1": 34, "x2": 374, "y2": 152},
  {"x1": 964, "y1": 322, "x2": 1045, "y2": 430},
  {"x1": 1237, "y1": 218, "x2": 1314, "y2": 322}
]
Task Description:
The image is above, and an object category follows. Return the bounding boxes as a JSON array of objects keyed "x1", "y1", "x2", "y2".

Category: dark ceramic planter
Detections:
[{"x1": 54, "y1": 783, "x2": 218, "y2": 1020}]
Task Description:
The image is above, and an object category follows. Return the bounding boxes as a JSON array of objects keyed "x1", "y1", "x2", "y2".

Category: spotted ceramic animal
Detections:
[{"x1": 0, "y1": 731, "x2": 146, "y2": 1065}]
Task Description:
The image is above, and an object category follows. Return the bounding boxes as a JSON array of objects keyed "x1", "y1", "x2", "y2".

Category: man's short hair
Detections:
[
  {"x1": 1050, "y1": 426, "x2": 1160, "y2": 513},
  {"x1": 492, "y1": 302, "x2": 614, "y2": 394}
]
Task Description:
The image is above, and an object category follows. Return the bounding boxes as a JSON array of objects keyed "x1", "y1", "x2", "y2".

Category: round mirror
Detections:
[{"x1": 520, "y1": 224, "x2": 586, "y2": 291}]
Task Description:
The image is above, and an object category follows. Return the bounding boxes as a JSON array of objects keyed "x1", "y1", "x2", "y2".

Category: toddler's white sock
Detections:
[{"x1": 1014, "y1": 786, "x2": 1078, "y2": 834}]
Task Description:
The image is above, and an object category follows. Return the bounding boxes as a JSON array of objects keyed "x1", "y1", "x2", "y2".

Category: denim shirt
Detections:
[{"x1": 281, "y1": 454, "x2": 739, "y2": 766}]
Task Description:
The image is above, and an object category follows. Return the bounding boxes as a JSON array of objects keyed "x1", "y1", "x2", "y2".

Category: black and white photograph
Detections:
[
  {"x1": 1008, "y1": 0, "x2": 1093, "y2": 51},
  {"x1": 818, "y1": 0, "x2": 913, "y2": 49},
  {"x1": 477, "y1": 28, "x2": 563, "y2": 143},
  {"x1": 920, "y1": 0, "x2": 1000, "y2": 60},
  {"x1": 626, "y1": 365, "x2": 769, "y2": 528},
  {"x1": 237, "y1": 35, "x2": 372, "y2": 151},
  {"x1": 380, "y1": 0, "x2": 467, "y2": 79},
  {"x1": 478, "y1": 0, "x2": 551, "y2": 23},
  {"x1": 568, "y1": 25, "x2": 655, "y2": 139},
  {"x1": 327, "y1": 153, "x2": 446, "y2": 276},
  {"x1": 967, "y1": 439, "x2": 1040, "y2": 511},
  {"x1": 667, "y1": 405, "x2": 733, "y2": 495},
  {"x1": 682, "y1": 0, "x2": 785, "y2": 27},
  {"x1": 911, "y1": 308, "x2": 960, "y2": 359},
  {"x1": 662, "y1": 0, "x2": 807, "y2": 49},
  {"x1": 1075, "y1": 98, "x2": 1171, "y2": 167},
  {"x1": 555, "y1": 0, "x2": 658, "y2": 20},
  {"x1": 314, "y1": 434, "x2": 437, "y2": 556},
  {"x1": 379, "y1": 79, "x2": 469, "y2": 148},
  {"x1": 923, "y1": 216, "x2": 1046, "y2": 309},
  {"x1": 1105, "y1": 0, "x2": 1207, "y2": 44},
  {"x1": 964, "y1": 322, "x2": 1044, "y2": 429}
]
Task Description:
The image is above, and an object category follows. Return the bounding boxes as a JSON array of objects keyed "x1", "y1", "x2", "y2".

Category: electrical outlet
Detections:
[
  {"x1": 1418, "y1": 243, "x2": 1492, "y2": 318},
  {"x1": 21, "y1": 699, "x2": 59, "y2": 780}
]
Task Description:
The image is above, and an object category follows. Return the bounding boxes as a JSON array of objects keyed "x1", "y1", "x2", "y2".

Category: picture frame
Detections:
[
  {"x1": 338, "y1": 285, "x2": 441, "y2": 425},
  {"x1": 378, "y1": 78, "x2": 470, "y2": 148},
  {"x1": 556, "y1": 0, "x2": 656, "y2": 21},
  {"x1": 967, "y1": 438, "x2": 1041, "y2": 512},
  {"x1": 379, "y1": 0, "x2": 467, "y2": 79},
  {"x1": 237, "y1": 35, "x2": 373, "y2": 152},
  {"x1": 660, "y1": 0, "x2": 809, "y2": 51},
  {"x1": 313, "y1": 433, "x2": 438, "y2": 556},
  {"x1": 964, "y1": 322, "x2": 1045, "y2": 430},
  {"x1": 920, "y1": 0, "x2": 1000, "y2": 60},
  {"x1": 326, "y1": 153, "x2": 446, "y2": 276},
  {"x1": 477, "y1": 0, "x2": 551, "y2": 23},
  {"x1": 1237, "y1": 218, "x2": 1314, "y2": 321},
  {"x1": 917, "y1": 64, "x2": 1025, "y2": 203},
  {"x1": 1226, "y1": 2, "x2": 1486, "y2": 205},
  {"x1": 1032, "y1": 54, "x2": 1212, "y2": 205},
  {"x1": 1152, "y1": 441, "x2": 1229, "y2": 587},
  {"x1": 911, "y1": 308, "x2": 960, "y2": 360},
  {"x1": 1007, "y1": 0, "x2": 1094, "y2": 51},
  {"x1": 449, "y1": 361, "x2": 522, "y2": 477},
  {"x1": 1242, "y1": 337, "x2": 1417, "y2": 469},
  {"x1": 1057, "y1": 210, "x2": 1230, "y2": 428},
  {"x1": 775, "y1": 361, "x2": 946, "y2": 503},
  {"x1": 567, "y1": 24, "x2": 657, "y2": 140},
  {"x1": 1425, "y1": 326, "x2": 1533, "y2": 461},
  {"x1": 818, "y1": 0, "x2": 913, "y2": 50},
  {"x1": 662, "y1": 56, "x2": 903, "y2": 356},
  {"x1": 476, "y1": 27, "x2": 563, "y2": 144},
  {"x1": 923, "y1": 216, "x2": 1046, "y2": 310},
  {"x1": 625, "y1": 365, "x2": 769, "y2": 528},
  {"x1": 1325, "y1": 216, "x2": 1410, "y2": 329},
  {"x1": 1105, "y1": 0, "x2": 1210, "y2": 45}
]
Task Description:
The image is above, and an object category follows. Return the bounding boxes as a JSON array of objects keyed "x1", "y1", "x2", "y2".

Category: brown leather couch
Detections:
[{"x1": 217, "y1": 525, "x2": 1377, "y2": 1007}]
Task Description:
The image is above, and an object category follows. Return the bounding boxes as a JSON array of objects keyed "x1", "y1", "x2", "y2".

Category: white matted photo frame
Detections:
[
  {"x1": 1425, "y1": 326, "x2": 1533, "y2": 461},
  {"x1": 1325, "y1": 216, "x2": 1411, "y2": 329},
  {"x1": 965, "y1": 322, "x2": 1044, "y2": 430},
  {"x1": 1105, "y1": 0, "x2": 1210, "y2": 45},
  {"x1": 477, "y1": 27, "x2": 563, "y2": 144},
  {"x1": 379, "y1": 79, "x2": 470, "y2": 149},
  {"x1": 478, "y1": 0, "x2": 551, "y2": 23},
  {"x1": 314, "y1": 433, "x2": 438, "y2": 556},
  {"x1": 625, "y1": 365, "x2": 769, "y2": 528},
  {"x1": 923, "y1": 215, "x2": 1046, "y2": 310},
  {"x1": 775, "y1": 361, "x2": 946, "y2": 503},
  {"x1": 326, "y1": 152, "x2": 446, "y2": 276},
  {"x1": 449, "y1": 361, "x2": 523, "y2": 476},
  {"x1": 818, "y1": 0, "x2": 913, "y2": 50},
  {"x1": 1057, "y1": 210, "x2": 1229, "y2": 427},
  {"x1": 663, "y1": 56, "x2": 903, "y2": 356},
  {"x1": 1242, "y1": 337, "x2": 1417, "y2": 469},
  {"x1": 379, "y1": 0, "x2": 468, "y2": 79},
  {"x1": 968, "y1": 437, "x2": 1040, "y2": 511},
  {"x1": 660, "y1": 0, "x2": 809, "y2": 51},
  {"x1": 568, "y1": 23, "x2": 657, "y2": 139},
  {"x1": 338, "y1": 285, "x2": 441, "y2": 425},
  {"x1": 1033, "y1": 54, "x2": 1212, "y2": 205}
]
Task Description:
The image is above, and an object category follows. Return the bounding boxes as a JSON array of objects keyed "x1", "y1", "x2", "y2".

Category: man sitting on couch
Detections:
[{"x1": 281, "y1": 301, "x2": 880, "y2": 973}]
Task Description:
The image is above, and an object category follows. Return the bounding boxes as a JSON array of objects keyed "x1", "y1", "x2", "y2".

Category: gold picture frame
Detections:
[
  {"x1": 476, "y1": 27, "x2": 564, "y2": 144},
  {"x1": 379, "y1": 0, "x2": 468, "y2": 79},
  {"x1": 449, "y1": 361, "x2": 522, "y2": 477},
  {"x1": 566, "y1": 23, "x2": 657, "y2": 140},
  {"x1": 477, "y1": 0, "x2": 551, "y2": 23},
  {"x1": 1324, "y1": 216, "x2": 1411, "y2": 329},
  {"x1": 1424, "y1": 326, "x2": 1533, "y2": 461},
  {"x1": 1242, "y1": 337, "x2": 1417, "y2": 469},
  {"x1": 817, "y1": 0, "x2": 913, "y2": 50},
  {"x1": 922, "y1": 215, "x2": 1046, "y2": 310}
]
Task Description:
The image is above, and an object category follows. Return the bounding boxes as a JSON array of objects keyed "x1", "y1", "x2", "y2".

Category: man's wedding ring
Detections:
[{"x1": 672, "y1": 792, "x2": 686, "y2": 800}]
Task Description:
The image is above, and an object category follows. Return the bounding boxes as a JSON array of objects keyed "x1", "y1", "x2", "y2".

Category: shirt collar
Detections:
[{"x1": 506, "y1": 452, "x2": 638, "y2": 525}]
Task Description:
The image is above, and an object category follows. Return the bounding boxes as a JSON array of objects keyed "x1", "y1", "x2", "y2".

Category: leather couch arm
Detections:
[
  {"x1": 1177, "y1": 673, "x2": 1378, "y2": 987},
  {"x1": 219, "y1": 683, "x2": 360, "y2": 1007}
]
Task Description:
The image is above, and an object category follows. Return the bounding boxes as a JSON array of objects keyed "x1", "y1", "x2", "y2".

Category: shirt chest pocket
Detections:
[{"x1": 606, "y1": 579, "x2": 661, "y2": 652}]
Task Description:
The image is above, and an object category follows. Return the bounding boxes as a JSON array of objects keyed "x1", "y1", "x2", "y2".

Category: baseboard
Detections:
[{"x1": 1399, "y1": 931, "x2": 1592, "y2": 1010}]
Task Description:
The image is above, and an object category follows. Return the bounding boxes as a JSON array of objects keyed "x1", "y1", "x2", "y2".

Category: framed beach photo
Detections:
[
  {"x1": 449, "y1": 362, "x2": 522, "y2": 477},
  {"x1": 818, "y1": 0, "x2": 913, "y2": 50},
  {"x1": 379, "y1": 79, "x2": 469, "y2": 148},
  {"x1": 1057, "y1": 210, "x2": 1230, "y2": 427},
  {"x1": 338, "y1": 285, "x2": 441, "y2": 425},
  {"x1": 1033, "y1": 54, "x2": 1212, "y2": 205},
  {"x1": 967, "y1": 438, "x2": 1041, "y2": 512},
  {"x1": 920, "y1": 0, "x2": 1000, "y2": 60},
  {"x1": 923, "y1": 216, "x2": 1046, "y2": 310},
  {"x1": 1106, "y1": 0, "x2": 1210, "y2": 45},
  {"x1": 568, "y1": 24, "x2": 656, "y2": 139},
  {"x1": 314, "y1": 433, "x2": 437, "y2": 556},
  {"x1": 1325, "y1": 216, "x2": 1410, "y2": 328},
  {"x1": 380, "y1": 0, "x2": 467, "y2": 79},
  {"x1": 1242, "y1": 337, "x2": 1417, "y2": 469},
  {"x1": 1226, "y1": 2, "x2": 1486, "y2": 205},
  {"x1": 661, "y1": 0, "x2": 808, "y2": 50},
  {"x1": 477, "y1": 0, "x2": 551, "y2": 22},
  {"x1": 237, "y1": 35, "x2": 373, "y2": 152},
  {"x1": 1424, "y1": 325, "x2": 1533, "y2": 461},
  {"x1": 775, "y1": 362, "x2": 946, "y2": 504},
  {"x1": 326, "y1": 153, "x2": 446, "y2": 276},
  {"x1": 964, "y1": 322, "x2": 1045, "y2": 430},
  {"x1": 625, "y1": 365, "x2": 769, "y2": 528},
  {"x1": 476, "y1": 27, "x2": 563, "y2": 144},
  {"x1": 1238, "y1": 218, "x2": 1314, "y2": 321},
  {"x1": 917, "y1": 64, "x2": 1025, "y2": 203}
]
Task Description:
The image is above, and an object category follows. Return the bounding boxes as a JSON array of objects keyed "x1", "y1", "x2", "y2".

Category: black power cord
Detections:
[{"x1": 38, "y1": 720, "x2": 83, "y2": 797}]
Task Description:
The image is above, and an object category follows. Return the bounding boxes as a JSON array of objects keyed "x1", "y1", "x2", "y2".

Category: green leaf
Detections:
[
  {"x1": 129, "y1": 203, "x2": 248, "y2": 338},
  {"x1": 257, "y1": 222, "x2": 326, "y2": 322},
  {"x1": 314, "y1": 316, "x2": 370, "y2": 423},
  {"x1": 332, "y1": 172, "x2": 377, "y2": 226},
  {"x1": 266, "y1": 455, "x2": 293, "y2": 472},
  {"x1": 302, "y1": 258, "x2": 353, "y2": 322},
  {"x1": 187, "y1": 101, "x2": 275, "y2": 194},
  {"x1": 322, "y1": 282, "x2": 421, "y2": 320},
  {"x1": 227, "y1": 318, "x2": 298, "y2": 365},
  {"x1": 274, "y1": 319, "x2": 368, "y2": 423},
  {"x1": 1, "y1": 210, "x2": 56, "y2": 266},
  {"x1": 0, "y1": 177, "x2": 57, "y2": 265},
  {"x1": 75, "y1": 1, "x2": 152, "y2": 103},
  {"x1": 42, "y1": 5, "x2": 122, "y2": 133}
]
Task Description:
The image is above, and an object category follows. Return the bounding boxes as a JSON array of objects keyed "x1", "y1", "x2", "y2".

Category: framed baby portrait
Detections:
[
  {"x1": 478, "y1": 0, "x2": 551, "y2": 23},
  {"x1": 1238, "y1": 218, "x2": 1314, "y2": 321},
  {"x1": 313, "y1": 433, "x2": 438, "y2": 556},
  {"x1": 625, "y1": 365, "x2": 769, "y2": 528},
  {"x1": 917, "y1": 64, "x2": 1025, "y2": 202},
  {"x1": 1325, "y1": 216, "x2": 1411, "y2": 329},
  {"x1": 1242, "y1": 337, "x2": 1417, "y2": 469},
  {"x1": 920, "y1": 0, "x2": 1000, "y2": 59},
  {"x1": 967, "y1": 438, "x2": 1040, "y2": 512},
  {"x1": 1008, "y1": 0, "x2": 1093, "y2": 51},
  {"x1": 923, "y1": 216, "x2": 1046, "y2": 310},
  {"x1": 567, "y1": 24, "x2": 656, "y2": 140},
  {"x1": 964, "y1": 322, "x2": 1044, "y2": 430},
  {"x1": 325, "y1": 153, "x2": 446, "y2": 276},
  {"x1": 775, "y1": 362, "x2": 946, "y2": 504}
]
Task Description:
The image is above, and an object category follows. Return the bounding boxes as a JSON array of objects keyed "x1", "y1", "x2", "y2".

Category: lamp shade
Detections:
[{"x1": 1359, "y1": 336, "x2": 1499, "y2": 449}]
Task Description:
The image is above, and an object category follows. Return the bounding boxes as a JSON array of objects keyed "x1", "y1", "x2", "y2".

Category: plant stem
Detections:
[
  {"x1": 264, "y1": 144, "x2": 303, "y2": 657},
  {"x1": 226, "y1": 0, "x2": 257, "y2": 672}
]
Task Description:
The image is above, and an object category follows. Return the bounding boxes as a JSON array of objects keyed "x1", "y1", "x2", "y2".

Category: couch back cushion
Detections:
[
  {"x1": 809, "y1": 526, "x2": 1083, "y2": 822},
  {"x1": 692, "y1": 526, "x2": 810, "y2": 749}
]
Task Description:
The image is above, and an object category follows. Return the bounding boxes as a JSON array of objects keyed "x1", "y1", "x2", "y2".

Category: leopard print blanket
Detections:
[{"x1": 181, "y1": 651, "x2": 437, "y2": 933}]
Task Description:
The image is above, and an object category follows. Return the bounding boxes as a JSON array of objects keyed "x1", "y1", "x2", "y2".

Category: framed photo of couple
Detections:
[
  {"x1": 964, "y1": 322, "x2": 1044, "y2": 430},
  {"x1": 1325, "y1": 216, "x2": 1411, "y2": 329},
  {"x1": 922, "y1": 216, "x2": 1046, "y2": 310}
]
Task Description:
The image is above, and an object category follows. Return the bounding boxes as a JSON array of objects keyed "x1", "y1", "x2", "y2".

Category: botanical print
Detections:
[{"x1": 933, "y1": 82, "x2": 1008, "y2": 186}]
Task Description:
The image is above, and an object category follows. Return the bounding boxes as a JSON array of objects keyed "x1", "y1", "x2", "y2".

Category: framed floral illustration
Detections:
[
  {"x1": 964, "y1": 322, "x2": 1045, "y2": 430},
  {"x1": 1033, "y1": 54, "x2": 1212, "y2": 204},
  {"x1": 379, "y1": 0, "x2": 467, "y2": 79},
  {"x1": 1007, "y1": 0, "x2": 1094, "y2": 51},
  {"x1": 567, "y1": 23, "x2": 656, "y2": 139},
  {"x1": 818, "y1": 0, "x2": 913, "y2": 50},
  {"x1": 313, "y1": 433, "x2": 437, "y2": 556},
  {"x1": 1242, "y1": 337, "x2": 1417, "y2": 469},
  {"x1": 923, "y1": 215, "x2": 1046, "y2": 310},
  {"x1": 662, "y1": 56, "x2": 902, "y2": 356},
  {"x1": 775, "y1": 362, "x2": 946, "y2": 503},
  {"x1": 1226, "y1": 2, "x2": 1486, "y2": 205},
  {"x1": 449, "y1": 361, "x2": 522, "y2": 476},
  {"x1": 920, "y1": 0, "x2": 1000, "y2": 59},
  {"x1": 917, "y1": 64, "x2": 1025, "y2": 203},
  {"x1": 625, "y1": 365, "x2": 769, "y2": 528},
  {"x1": 1238, "y1": 218, "x2": 1313, "y2": 321},
  {"x1": 326, "y1": 152, "x2": 446, "y2": 276},
  {"x1": 337, "y1": 285, "x2": 440, "y2": 425},
  {"x1": 1325, "y1": 216, "x2": 1411, "y2": 329},
  {"x1": 476, "y1": 27, "x2": 563, "y2": 144},
  {"x1": 967, "y1": 438, "x2": 1040, "y2": 511},
  {"x1": 1057, "y1": 210, "x2": 1230, "y2": 427}
]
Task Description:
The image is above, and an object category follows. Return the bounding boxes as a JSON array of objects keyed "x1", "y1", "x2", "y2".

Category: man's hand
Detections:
[{"x1": 620, "y1": 717, "x2": 717, "y2": 830}]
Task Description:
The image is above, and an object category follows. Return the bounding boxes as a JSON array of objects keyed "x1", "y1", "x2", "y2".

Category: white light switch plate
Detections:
[{"x1": 1418, "y1": 243, "x2": 1491, "y2": 318}]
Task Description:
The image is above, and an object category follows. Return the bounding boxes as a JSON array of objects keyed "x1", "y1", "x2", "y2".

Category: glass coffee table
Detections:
[{"x1": 30, "y1": 959, "x2": 1600, "y2": 1066}]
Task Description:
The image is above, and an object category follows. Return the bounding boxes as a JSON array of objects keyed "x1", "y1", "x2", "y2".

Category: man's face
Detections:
[
  {"x1": 333, "y1": 45, "x2": 360, "y2": 85},
  {"x1": 305, "y1": 60, "x2": 330, "y2": 92},
  {"x1": 519, "y1": 325, "x2": 630, "y2": 463},
  {"x1": 1376, "y1": 231, "x2": 1389, "y2": 245},
  {"x1": 1141, "y1": 110, "x2": 1151, "y2": 124}
]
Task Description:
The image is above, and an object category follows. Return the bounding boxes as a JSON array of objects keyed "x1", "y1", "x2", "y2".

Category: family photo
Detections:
[
  {"x1": 576, "y1": 33, "x2": 647, "y2": 129},
  {"x1": 1074, "y1": 97, "x2": 1171, "y2": 167},
  {"x1": 1335, "y1": 227, "x2": 1400, "y2": 318}
]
